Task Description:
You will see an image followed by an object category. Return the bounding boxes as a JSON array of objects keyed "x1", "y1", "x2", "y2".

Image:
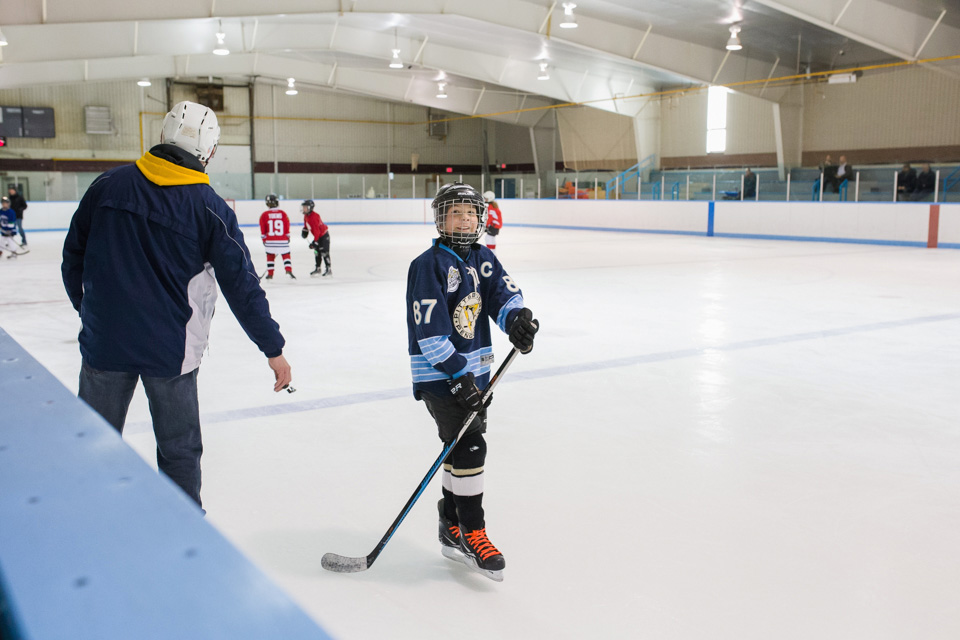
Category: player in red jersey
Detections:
[
  {"x1": 259, "y1": 193, "x2": 295, "y2": 279},
  {"x1": 482, "y1": 191, "x2": 503, "y2": 252},
  {"x1": 300, "y1": 199, "x2": 332, "y2": 277}
]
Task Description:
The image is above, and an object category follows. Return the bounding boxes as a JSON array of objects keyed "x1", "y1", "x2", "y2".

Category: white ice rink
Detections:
[{"x1": 2, "y1": 223, "x2": 959, "y2": 639}]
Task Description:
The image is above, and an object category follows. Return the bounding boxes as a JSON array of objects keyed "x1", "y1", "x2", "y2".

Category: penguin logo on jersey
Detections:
[
  {"x1": 446, "y1": 266, "x2": 461, "y2": 292},
  {"x1": 453, "y1": 292, "x2": 482, "y2": 339}
]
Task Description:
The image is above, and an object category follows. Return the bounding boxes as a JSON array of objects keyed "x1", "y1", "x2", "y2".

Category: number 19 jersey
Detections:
[{"x1": 260, "y1": 209, "x2": 291, "y2": 253}]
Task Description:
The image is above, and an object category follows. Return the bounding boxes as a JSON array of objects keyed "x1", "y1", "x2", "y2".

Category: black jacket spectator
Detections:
[
  {"x1": 897, "y1": 164, "x2": 917, "y2": 201},
  {"x1": 7, "y1": 188, "x2": 27, "y2": 219}
]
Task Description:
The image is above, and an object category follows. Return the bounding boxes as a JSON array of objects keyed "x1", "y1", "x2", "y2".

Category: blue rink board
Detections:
[{"x1": 0, "y1": 328, "x2": 333, "y2": 640}]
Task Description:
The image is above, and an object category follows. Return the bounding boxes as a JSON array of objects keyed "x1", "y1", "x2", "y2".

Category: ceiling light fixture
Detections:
[
  {"x1": 726, "y1": 25, "x2": 742, "y2": 51},
  {"x1": 0, "y1": 28, "x2": 8, "y2": 46},
  {"x1": 538, "y1": 62, "x2": 550, "y2": 80},
  {"x1": 389, "y1": 28, "x2": 404, "y2": 69},
  {"x1": 560, "y1": 3, "x2": 579, "y2": 29},
  {"x1": 137, "y1": 78, "x2": 152, "y2": 87},
  {"x1": 436, "y1": 82, "x2": 448, "y2": 99},
  {"x1": 212, "y1": 21, "x2": 230, "y2": 56},
  {"x1": 286, "y1": 78, "x2": 298, "y2": 95}
]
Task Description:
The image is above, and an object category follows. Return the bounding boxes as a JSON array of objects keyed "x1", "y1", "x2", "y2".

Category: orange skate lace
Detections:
[
  {"x1": 464, "y1": 528, "x2": 500, "y2": 561},
  {"x1": 448, "y1": 526, "x2": 461, "y2": 540}
]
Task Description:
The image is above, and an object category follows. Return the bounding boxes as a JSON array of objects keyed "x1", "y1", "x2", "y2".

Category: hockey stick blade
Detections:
[{"x1": 321, "y1": 552, "x2": 368, "y2": 573}]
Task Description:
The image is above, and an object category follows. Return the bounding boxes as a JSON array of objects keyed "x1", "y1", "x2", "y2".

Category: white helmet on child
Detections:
[
  {"x1": 160, "y1": 101, "x2": 221, "y2": 164},
  {"x1": 483, "y1": 191, "x2": 496, "y2": 202}
]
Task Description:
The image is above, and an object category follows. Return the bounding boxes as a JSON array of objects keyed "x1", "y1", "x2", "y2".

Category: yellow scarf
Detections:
[{"x1": 135, "y1": 151, "x2": 210, "y2": 186}]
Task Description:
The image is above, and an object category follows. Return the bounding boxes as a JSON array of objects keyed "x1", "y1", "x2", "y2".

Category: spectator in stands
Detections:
[
  {"x1": 819, "y1": 155, "x2": 837, "y2": 191},
  {"x1": 909, "y1": 163, "x2": 936, "y2": 201},
  {"x1": 897, "y1": 163, "x2": 917, "y2": 201},
  {"x1": 829, "y1": 155, "x2": 852, "y2": 193},
  {"x1": 742, "y1": 168, "x2": 757, "y2": 199}
]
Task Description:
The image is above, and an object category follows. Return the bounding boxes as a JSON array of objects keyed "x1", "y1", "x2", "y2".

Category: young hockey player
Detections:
[
  {"x1": 0, "y1": 197, "x2": 26, "y2": 259},
  {"x1": 482, "y1": 191, "x2": 503, "y2": 252},
  {"x1": 259, "y1": 193, "x2": 295, "y2": 279},
  {"x1": 406, "y1": 182, "x2": 539, "y2": 581},
  {"x1": 299, "y1": 199, "x2": 332, "y2": 277}
]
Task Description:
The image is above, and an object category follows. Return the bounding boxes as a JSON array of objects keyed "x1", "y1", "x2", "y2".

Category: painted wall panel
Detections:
[{"x1": 803, "y1": 67, "x2": 960, "y2": 151}]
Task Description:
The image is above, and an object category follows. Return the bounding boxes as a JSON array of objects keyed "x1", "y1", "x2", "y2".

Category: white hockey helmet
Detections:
[
  {"x1": 483, "y1": 190, "x2": 496, "y2": 202},
  {"x1": 160, "y1": 101, "x2": 221, "y2": 164}
]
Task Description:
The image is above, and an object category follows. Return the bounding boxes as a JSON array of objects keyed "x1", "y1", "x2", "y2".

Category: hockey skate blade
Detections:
[
  {"x1": 441, "y1": 545, "x2": 464, "y2": 562},
  {"x1": 447, "y1": 550, "x2": 504, "y2": 582},
  {"x1": 321, "y1": 553, "x2": 368, "y2": 573}
]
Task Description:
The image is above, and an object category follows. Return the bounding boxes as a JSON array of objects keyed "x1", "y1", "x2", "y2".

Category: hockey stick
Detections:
[{"x1": 321, "y1": 347, "x2": 520, "y2": 573}]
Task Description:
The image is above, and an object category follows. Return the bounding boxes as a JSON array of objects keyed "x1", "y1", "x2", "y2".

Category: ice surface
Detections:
[{"x1": 2, "y1": 224, "x2": 959, "y2": 639}]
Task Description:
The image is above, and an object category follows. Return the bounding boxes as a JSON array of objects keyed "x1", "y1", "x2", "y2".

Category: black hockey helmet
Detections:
[
  {"x1": 265, "y1": 193, "x2": 279, "y2": 208},
  {"x1": 431, "y1": 182, "x2": 487, "y2": 247},
  {"x1": 301, "y1": 199, "x2": 315, "y2": 212}
]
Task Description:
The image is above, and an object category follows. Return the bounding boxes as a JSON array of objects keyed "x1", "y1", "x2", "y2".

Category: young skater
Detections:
[
  {"x1": 300, "y1": 199, "x2": 332, "y2": 276},
  {"x1": 482, "y1": 190, "x2": 502, "y2": 252},
  {"x1": 259, "y1": 193, "x2": 295, "y2": 279},
  {"x1": 406, "y1": 182, "x2": 539, "y2": 581},
  {"x1": 0, "y1": 197, "x2": 27, "y2": 259}
]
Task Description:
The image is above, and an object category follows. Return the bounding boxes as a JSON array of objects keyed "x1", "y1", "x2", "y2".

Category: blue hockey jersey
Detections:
[
  {"x1": 0, "y1": 209, "x2": 15, "y2": 236},
  {"x1": 406, "y1": 239, "x2": 524, "y2": 398}
]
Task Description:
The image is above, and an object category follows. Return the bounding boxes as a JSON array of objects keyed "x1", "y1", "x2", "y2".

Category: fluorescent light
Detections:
[
  {"x1": 560, "y1": 3, "x2": 578, "y2": 28},
  {"x1": 726, "y1": 25, "x2": 742, "y2": 51},
  {"x1": 390, "y1": 49, "x2": 404, "y2": 69},
  {"x1": 436, "y1": 82, "x2": 448, "y2": 99},
  {"x1": 213, "y1": 31, "x2": 230, "y2": 56},
  {"x1": 827, "y1": 72, "x2": 857, "y2": 84},
  {"x1": 286, "y1": 78, "x2": 298, "y2": 95},
  {"x1": 538, "y1": 62, "x2": 550, "y2": 80},
  {"x1": 137, "y1": 78, "x2": 151, "y2": 87}
]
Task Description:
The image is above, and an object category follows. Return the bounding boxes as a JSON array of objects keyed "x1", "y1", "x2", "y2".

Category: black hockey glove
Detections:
[
  {"x1": 309, "y1": 241, "x2": 318, "y2": 250},
  {"x1": 486, "y1": 226, "x2": 500, "y2": 236},
  {"x1": 301, "y1": 227, "x2": 309, "y2": 239},
  {"x1": 509, "y1": 308, "x2": 539, "y2": 354},
  {"x1": 448, "y1": 372, "x2": 485, "y2": 412}
]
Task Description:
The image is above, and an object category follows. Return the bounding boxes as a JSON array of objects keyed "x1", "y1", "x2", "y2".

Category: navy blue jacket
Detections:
[{"x1": 62, "y1": 144, "x2": 284, "y2": 377}]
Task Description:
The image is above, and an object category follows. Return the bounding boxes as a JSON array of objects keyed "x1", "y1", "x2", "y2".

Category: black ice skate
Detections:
[
  {"x1": 322, "y1": 268, "x2": 332, "y2": 277},
  {"x1": 310, "y1": 267, "x2": 323, "y2": 277},
  {"x1": 456, "y1": 526, "x2": 505, "y2": 582},
  {"x1": 438, "y1": 499, "x2": 462, "y2": 561},
  {"x1": 264, "y1": 273, "x2": 273, "y2": 280}
]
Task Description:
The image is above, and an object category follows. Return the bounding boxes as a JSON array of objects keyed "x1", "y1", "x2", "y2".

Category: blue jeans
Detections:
[
  {"x1": 15, "y1": 218, "x2": 25, "y2": 244},
  {"x1": 79, "y1": 360, "x2": 203, "y2": 507}
]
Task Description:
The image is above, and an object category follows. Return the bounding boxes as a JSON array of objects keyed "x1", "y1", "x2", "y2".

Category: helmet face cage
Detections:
[
  {"x1": 266, "y1": 193, "x2": 279, "y2": 208},
  {"x1": 432, "y1": 183, "x2": 487, "y2": 247},
  {"x1": 301, "y1": 199, "x2": 315, "y2": 212}
]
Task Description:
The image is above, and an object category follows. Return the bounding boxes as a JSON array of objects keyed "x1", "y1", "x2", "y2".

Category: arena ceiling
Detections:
[{"x1": 0, "y1": 0, "x2": 958, "y2": 127}]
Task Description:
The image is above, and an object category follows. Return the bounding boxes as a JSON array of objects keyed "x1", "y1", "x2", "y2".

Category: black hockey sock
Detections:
[
  {"x1": 441, "y1": 487, "x2": 459, "y2": 523},
  {"x1": 453, "y1": 494, "x2": 484, "y2": 531}
]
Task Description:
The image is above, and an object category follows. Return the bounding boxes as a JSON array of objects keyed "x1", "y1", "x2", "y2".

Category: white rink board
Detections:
[
  {"x1": 938, "y1": 204, "x2": 960, "y2": 245},
  {"x1": 504, "y1": 199, "x2": 708, "y2": 234},
  {"x1": 20, "y1": 198, "x2": 959, "y2": 249},
  {"x1": 714, "y1": 202, "x2": 931, "y2": 244}
]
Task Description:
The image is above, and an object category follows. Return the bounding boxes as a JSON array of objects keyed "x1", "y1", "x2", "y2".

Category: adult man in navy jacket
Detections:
[{"x1": 62, "y1": 101, "x2": 291, "y2": 508}]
